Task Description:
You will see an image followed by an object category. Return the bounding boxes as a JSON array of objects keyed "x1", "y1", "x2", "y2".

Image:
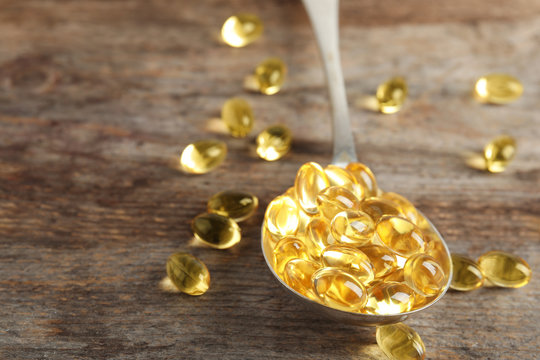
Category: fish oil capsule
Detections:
[
  {"x1": 376, "y1": 77, "x2": 408, "y2": 114},
  {"x1": 316, "y1": 186, "x2": 360, "y2": 221},
  {"x1": 304, "y1": 217, "x2": 336, "y2": 260},
  {"x1": 346, "y1": 162, "x2": 378, "y2": 198},
  {"x1": 474, "y1": 74, "x2": 523, "y2": 104},
  {"x1": 360, "y1": 198, "x2": 401, "y2": 223},
  {"x1": 192, "y1": 213, "x2": 241, "y2": 249},
  {"x1": 483, "y1": 135, "x2": 516, "y2": 173},
  {"x1": 283, "y1": 258, "x2": 320, "y2": 300},
  {"x1": 477, "y1": 250, "x2": 531, "y2": 288},
  {"x1": 166, "y1": 252, "x2": 210, "y2": 296},
  {"x1": 375, "y1": 216, "x2": 425, "y2": 256},
  {"x1": 359, "y1": 245, "x2": 398, "y2": 278},
  {"x1": 264, "y1": 195, "x2": 300, "y2": 237},
  {"x1": 256, "y1": 124, "x2": 292, "y2": 161},
  {"x1": 180, "y1": 140, "x2": 227, "y2": 174},
  {"x1": 331, "y1": 210, "x2": 375, "y2": 246},
  {"x1": 324, "y1": 165, "x2": 362, "y2": 195},
  {"x1": 376, "y1": 323, "x2": 426, "y2": 360},
  {"x1": 254, "y1": 57, "x2": 287, "y2": 95},
  {"x1": 221, "y1": 13, "x2": 263, "y2": 48},
  {"x1": 312, "y1": 268, "x2": 367, "y2": 312},
  {"x1": 221, "y1": 97, "x2": 254, "y2": 138},
  {"x1": 364, "y1": 282, "x2": 415, "y2": 314},
  {"x1": 404, "y1": 254, "x2": 445, "y2": 297},
  {"x1": 382, "y1": 268, "x2": 404, "y2": 283},
  {"x1": 294, "y1": 162, "x2": 330, "y2": 214},
  {"x1": 381, "y1": 192, "x2": 419, "y2": 225},
  {"x1": 424, "y1": 236, "x2": 451, "y2": 280},
  {"x1": 207, "y1": 190, "x2": 258, "y2": 222},
  {"x1": 273, "y1": 236, "x2": 308, "y2": 274},
  {"x1": 322, "y1": 245, "x2": 374, "y2": 283},
  {"x1": 450, "y1": 253, "x2": 484, "y2": 291}
]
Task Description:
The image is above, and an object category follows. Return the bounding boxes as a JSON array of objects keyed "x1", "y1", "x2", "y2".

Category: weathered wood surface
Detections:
[{"x1": 1, "y1": 0, "x2": 539, "y2": 359}]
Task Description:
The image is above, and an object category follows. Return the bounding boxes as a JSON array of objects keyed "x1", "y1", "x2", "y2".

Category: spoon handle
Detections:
[{"x1": 302, "y1": 0, "x2": 357, "y2": 167}]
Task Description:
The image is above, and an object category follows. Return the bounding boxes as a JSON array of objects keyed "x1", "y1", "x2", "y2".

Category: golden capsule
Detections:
[
  {"x1": 360, "y1": 198, "x2": 401, "y2": 223},
  {"x1": 273, "y1": 236, "x2": 309, "y2": 274},
  {"x1": 180, "y1": 140, "x2": 227, "y2": 174},
  {"x1": 264, "y1": 195, "x2": 299, "y2": 237},
  {"x1": 294, "y1": 162, "x2": 330, "y2": 214},
  {"x1": 376, "y1": 77, "x2": 408, "y2": 114},
  {"x1": 382, "y1": 268, "x2": 404, "y2": 283},
  {"x1": 221, "y1": 97, "x2": 254, "y2": 138},
  {"x1": 483, "y1": 135, "x2": 516, "y2": 173},
  {"x1": 364, "y1": 282, "x2": 415, "y2": 314},
  {"x1": 254, "y1": 57, "x2": 287, "y2": 95},
  {"x1": 256, "y1": 124, "x2": 292, "y2": 161},
  {"x1": 207, "y1": 190, "x2": 258, "y2": 222},
  {"x1": 404, "y1": 254, "x2": 445, "y2": 297},
  {"x1": 312, "y1": 267, "x2": 367, "y2": 312},
  {"x1": 324, "y1": 165, "x2": 362, "y2": 195},
  {"x1": 359, "y1": 245, "x2": 398, "y2": 278},
  {"x1": 477, "y1": 250, "x2": 531, "y2": 288},
  {"x1": 331, "y1": 210, "x2": 375, "y2": 246},
  {"x1": 192, "y1": 213, "x2": 241, "y2": 249},
  {"x1": 346, "y1": 162, "x2": 378, "y2": 198},
  {"x1": 283, "y1": 258, "x2": 320, "y2": 299},
  {"x1": 322, "y1": 245, "x2": 374, "y2": 284},
  {"x1": 376, "y1": 323, "x2": 426, "y2": 360},
  {"x1": 166, "y1": 252, "x2": 210, "y2": 296},
  {"x1": 375, "y1": 216, "x2": 425, "y2": 256},
  {"x1": 316, "y1": 186, "x2": 360, "y2": 221},
  {"x1": 474, "y1": 74, "x2": 523, "y2": 104},
  {"x1": 221, "y1": 13, "x2": 263, "y2": 48},
  {"x1": 381, "y1": 192, "x2": 419, "y2": 225},
  {"x1": 304, "y1": 217, "x2": 336, "y2": 260},
  {"x1": 450, "y1": 253, "x2": 484, "y2": 291}
]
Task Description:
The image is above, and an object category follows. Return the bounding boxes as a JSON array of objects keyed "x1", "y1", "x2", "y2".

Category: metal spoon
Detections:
[{"x1": 261, "y1": 0, "x2": 452, "y2": 326}]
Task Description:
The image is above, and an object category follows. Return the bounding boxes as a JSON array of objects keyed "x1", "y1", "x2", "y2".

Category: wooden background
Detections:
[{"x1": 1, "y1": 0, "x2": 539, "y2": 359}]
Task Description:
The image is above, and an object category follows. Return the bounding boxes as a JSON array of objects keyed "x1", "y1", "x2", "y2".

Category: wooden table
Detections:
[{"x1": 1, "y1": 0, "x2": 539, "y2": 358}]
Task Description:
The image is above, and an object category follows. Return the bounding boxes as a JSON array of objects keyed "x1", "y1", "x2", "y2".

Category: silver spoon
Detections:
[{"x1": 261, "y1": 0, "x2": 452, "y2": 326}]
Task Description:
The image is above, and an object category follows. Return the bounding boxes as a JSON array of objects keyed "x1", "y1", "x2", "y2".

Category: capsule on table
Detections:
[
  {"x1": 376, "y1": 77, "x2": 408, "y2": 114},
  {"x1": 221, "y1": 13, "x2": 263, "y2": 48},
  {"x1": 324, "y1": 165, "x2": 362, "y2": 196},
  {"x1": 359, "y1": 244, "x2": 398, "y2": 278},
  {"x1": 316, "y1": 186, "x2": 361, "y2": 222},
  {"x1": 477, "y1": 250, "x2": 531, "y2": 288},
  {"x1": 166, "y1": 252, "x2": 210, "y2": 296},
  {"x1": 221, "y1": 97, "x2": 254, "y2": 138},
  {"x1": 273, "y1": 236, "x2": 309, "y2": 274},
  {"x1": 283, "y1": 258, "x2": 320, "y2": 300},
  {"x1": 254, "y1": 57, "x2": 287, "y2": 95},
  {"x1": 360, "y1": 198, "x2": 401, "y2": 223},
  {"x1": 264, "y1": 195, "x2": 300, "y2": 237},
  {"x1": 256, "y1": 124, "x2": 292, "y2": 161},
  {"x1": 304, "y1": 217, "x2": 336, "y2": 260},
  {"x1": 346, "y1": 162, "x2": 378, "y2": 198},
  {"x1": 450, "y1": 253, "x2": 484, "y2": 291},
  {"x1": 483, "y1": 135, "x2": 516, "y2": 173},
  {"x1": 322, "y1": 245, "x2": 374, "y2": 284},
  {"x1": 312, "y1": 267, "x2": 367, "y2": 312},
  {"x1": 364, "y1": 282, "x2": 415, "y2": 315},
  {"x1": 375, "y1": 216, "x2": 425, "y2": 256},
  {"x1": 207, "y1": 190, "x2": 258, "y2": 222},
  {"x1": 192, "y1": 213, "x2": 241, "y2": 249},
  {"x1": 331, "y1": 210, "x2": 375, "y2": 246},
  {"x1": 404, "y1": 253, "x2": 446, "y2": 297},
  {"x1": 294, "y1": 162, "x2": 330, "y2": 214},
  {"x1": 376, "y1": 323, "x2": 426, "y2": 360},
  {"x1": 474, "y1": 73, "x2": 523, "y2": 104},
  {"x1": 381, "y1": 192, "x2": 419, "y2": 225},
  {"x1": 180, "y1": 140, "x2": 227, "y2": 174}
]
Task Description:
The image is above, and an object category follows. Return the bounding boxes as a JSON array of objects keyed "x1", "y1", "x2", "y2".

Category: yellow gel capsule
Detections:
[
  {"x1": 331, "y1": 210, "x2": 375, "y2": 246},
  {"x1": 404, "y1": 254, "x2": 445, "y2": 297},
  {"x1": 221, "y1": 97, "x2": 254, "y2": 138},
  {"x1": 450, "y1": 253, "x2": 484, "y2": 291},
  {"x1": 192, "y1": 213, "x2": 241, "y2": 249},
  {"x1": 256, "y1": 124, "x2": 292, "y2": 161},
  {"x1": 375, "y1": 216, "x2": 425, "y2": 256},
  {"x1": 264, "y1": 195, "x2": 299, "y2": 237},
  {"x1": 376, "y1": 77, "x2": 408, "y2": 114},
  {"x1": 359, "y1": 245, "x2": 398, "y2": 278},
  {"x1": 376, "y1": 323, "x2": 426, "y2": 360},
  {"x1": 166, "y1": 252, "x2": 210, "y2": 296},
  {"x1": 207, "y1": 190, "x2": 258, "y2": 222},
  {"x1": 316, "y1": 186, "x2": 360, "y2": 221},
  {"x1": 477, "y1": 250, "x2": 531, "y2": 288},
  {"x1": 273, "y1": 236, "x2": 308, "y2": 274},
  {"x1": 474, "y1": 73, "x2": 523, "y2": 104},
  {"x1": 313, "y1": 267, "x2": 367, "y2": 312},
  {"x1": 382, "y1": 268, "x2": 404, "y2": 283},
  {"x1": 180, "y1": 140, "x2": 227, "y2": 174},
  {"x1": 360, "y1": 198, "x2": 401, "y2": 223},
  {"x1": 304, "y1": 217, "x2": 336, "y2": 260},
  {"x1": 346, "y1": 162, "x2": 378, "y2": 198},
  {"x1": 364, "y1": 282, "x2": 415, "y2": 315},
  {"x1": 322, "y1": 245, "x2": 374, "y2": 284},
  {"x1": 324, "y1": 165, "x2": 362, "y2": 196},
  {"x1": 483, "y1": 135, "x2": 516, "y2": 173},
  {"x1": 254, "y1": 57, "x2": 287, "y2": 95},
  {"x1": 381, "y1": 192, "x2": 419, "y2": 225},
  {"x1": 283, "y1": 258, "x2": 320, "y2": 299},
  {"x1": 294, "y1": 162, "x2": 330, "y2": 214},
  {"x1": 221, "y1": 13, "x2": 263, "y2": 48}
]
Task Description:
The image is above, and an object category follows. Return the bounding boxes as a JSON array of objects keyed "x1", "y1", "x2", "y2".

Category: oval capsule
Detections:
[
  {"x1": 376, "y1": 323, "x2": 426, "y2": 360},
  {"x1": 256, "y1": 124, "x2": 292, "y2": 161},
  {"x1": 264, "y1": 195, "x2": 299, "y2": 237},
  {"x1": 381, "y1": 192, "x2": 419, "y2": 225},
  {"x1": 375, "y1": 216, "x2": 425, "y2": 256},
  {"x1": 404, "y1": 254, "x2": 446, "y2": 297},
  {"x1": 324, "y1": 165, "x2": 362, "y2": 195},
  {"x1": 312, "y1": 267, "x2": 367, "y2": 312},
  {"x1": 360, "y1": 198, "x2": 401, "y2": 223},
  {"x1": 180, "y1": 140, "x2": 227, "y2": 174},
  {"x1": 283, "y1": 258, "x2": 320, "y2": 300},
  {"x1": 331, "y1": 210, "x2": 375, "y2": 246},
  {"x1": 483, "y1": 135, "x2": 516, "y2": 173},
  {"x1": 207, "y1": 190, "x2": 258, "y2": 222},
  {"x1": 346, "y1": 162, "x2": 378, "y2": 198},
  {"x1": 364, "y1": 282, "x2": 415, "y2": 315},
  {"x1": 376, "y1": 76, "x2": 408, "y2": 114},
  {"x1": 221, "y1": 97, "x2": 254, "y2": 138},
  {"x1": 450, "y1": 253, "x2": 484, "y2": 291},
  {"x1": 166, "y1": 252, "x2": 210, "y2": 296},
  {"x1": 273, "y1": 236, "x2": 309, "y2": 274},
  {"x1": 316, "y1": 186, "x2": 361, "y2": 221},
  {"x1": 359, "y1": 245, "x2": 398, "y2": 278},
  {"x1": 192, "y1": 213, "x2": 241, "y2": 249},
  {"x1": 477, "y1": 250, "x2": 531, "y2": 288},
  {"x1": 254, "y1": 57, "x2": 287, "y2": 95},
  {"x1": 322, "y1": 245, "x2": 374, "y2": 284},
  {"x1": 294, "y1": 162, "x2": 330, "y2": 214},
  {"x1": 474, "y1": 73, "x2": 523, "y2": 104},
  {"x1": 304, "y1": 217, "x2": 336, "y2": 260},
  {"x1": 221, "y1": 13, "x2": 263, "y2": 48}
]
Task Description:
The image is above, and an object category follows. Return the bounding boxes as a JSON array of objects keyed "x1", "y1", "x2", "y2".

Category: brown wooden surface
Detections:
[{"x1": 1, "y1": 0, "x2": 539, "y2": 359}]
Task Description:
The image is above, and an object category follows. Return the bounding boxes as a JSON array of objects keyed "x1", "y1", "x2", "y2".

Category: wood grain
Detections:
[{"x1": 0, "y1": 0, "x2": 539, "y2": 359}]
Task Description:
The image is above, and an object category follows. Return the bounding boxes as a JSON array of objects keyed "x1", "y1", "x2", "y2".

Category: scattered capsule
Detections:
[
  {"x1": 331, "y1": 210, "x2": 375, "y2": 246},
  {"x1": 359, "y1": 245, "x2": 398, "y2": 278},
  {"x1": 273, "y1": 236, "x2": 309, "y2": 274},
  {"x1": 375, "y1": 216, "x2": 425, "y2": 256},
  {"x1": 221, "y1": 13, "x2": 263, "y2": 48},
  {"x1": 381, "y1": 192, "x2": 419, "y2": 225},
  {"x1": 364, "y1": 282, "x2": 415, "y2": 315},
  {"x1": 404, "y1": 254, "x2": 446, "y2": 297},
  {"x1": 254, "y1": 57, "x2": 287, "y2": 95},
  {"x1": 324, "y1": 165, "x2": 362, "y2": 195},
  {"x1": 346, "y1": 162, "x2": 378, "y2": 198},
  {"x1": 313, "y1": 267, "x2": 368, "y2": 312},
  {"x1": 376, "y1": 323, "x2": 426, "y2": 360},
  {"x1": 283, "y1": 258, "x2": 320, "y2": 299},
  {"x1": 192, "y1": 213, "x2": 241, "y2": 249},
  {"x1": 477, "y1": 250, "x2": 531, "y2": 288},
  {"x1": 474, "y1": 73, "x2": 523, "y2": 104},
  {"x1": 221, "y1": 97, "x2": 254, "y2": 138},
  {"x1": 180, "y1": 140, "x2": 227, "y2": 174},
  {"x1": 450, "y1": 253, "x2": 484, "y2": 291},
  {"x1": 256, "y1": 124, "x2": 292, "y2": 161},
  {"x1": 294, "y1": 162, "x2": 330, "y2": 214},
  {"x1": 316, "y1": 186, "x2": 360, "y2": 221},
  {"x1": 360, "y1": 198, "x2": 401, "y2": 223},
  {"x1": 166, "y1": 252, "x2": 210, "y2": 296},
  {"x1": 264, "y1": 195, "x2": 299, "y2": 237},
  {"x1": 304, "y1": 217, "x2": 336, "y2": 260},
  {"x1": 207, "y1": 190, "x2": 258, "y2": 222},
  {"x1": 322, "y1": 245, "x2": 374, "y2": 284},
  {"x1": 483, "y1": 135, "x2": 516, "y2": 173},
  {"x1": 376, "y1": 77, "x2": 408, "y2": 114}
]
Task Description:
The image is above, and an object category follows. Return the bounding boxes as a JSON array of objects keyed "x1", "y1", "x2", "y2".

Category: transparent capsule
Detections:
[
  {"x1": 474, "y1": 74, "x2": 523, "y2": 104},
  {"x1": 166, "y1": 252, "x2": 210, "y2": 296},
  {"x1": 207, "y1": 190, "x2": 258, "y2": 222},
  {"x1": 264, "y1": 195, "x2": 299, "y2": 237},
  {"x1": 364, "y1": 282, "x2": 415, "y2": 315},
  {"x1": 423, "y1": 230, "x2": 451, "y2": 278},
  {"x1": 324, "y1": 165, "x2": 362, "y2": 195},
  {"x1": 192, "y1": 213, "x2": 241, "y2": 249},
  {"x1": 322, "y1": 245, "x2": 374, "y2": 283},
  {"x1": 404, "y1": 254, "x2": 445, "y2": 297},
  {"x1": 221, "y1": 97, "x2": 254, "y2": 138},
  {"x1": 381, "y1": 192, "x2": 419, "y2": 225},
  {"x1": 382, "y1": 268, "x2": 404, "y2": 283},
  {"x1": 346, "y1": 162, "x2": 378, "y2": 198},
  {"x1": 483, "y1": 135, "x2": 516, "y2": 173},
  {"x1": 375, "y1": 216, "x2": 425, "y2": 256},
  {"x1": 273, "y1": 236, "x2": 308, "y2": 274},
  {"x1": 376, "y1": 77, "x2": 408, "y2": 114},
  {"x1": 360, "y1": 198, "x2": 401, "y2": 223},
  {"x1": 316, "y1": 186, "x2": 360, "y2": 221},
  {"x1": 254, "y1": 57, "x2": 287, "y2": 95},
  {"x1": 180, "y1": 140, "x2": 227, "y2": 174},
  {"x1": 283, "y1": 258, "x2": 320, "y2": 299},
  {"x1": 376, "y1": 323, "x2": 426, "y2": 360},
  {"x1": 477, "y1": 250, "x2": 531, "y2": 288},
  {"x1": 304, "y1": 217, "x2": 336, "y2": 260},
  {"x1": 331, "y1": 210, "x2": 375, "y2": 246},
  {"x1": 313, "y1": 268, "x2": 367, "y2": 312},
  {"x1": 450, "y1": 253, "x2": 484, "y2": 291},
  {"x1": 359, "y1": 245, "x2": 398, "y2": 278},
  {"x1": 221, "y1": 13, "x2": 263, "y2": 48},
  {"x1": 294, "y1": 162, "x2": 330, "y2": 214},
  {"x1": 256, "y1": 124, "x2": 292, "y2": 161}
]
